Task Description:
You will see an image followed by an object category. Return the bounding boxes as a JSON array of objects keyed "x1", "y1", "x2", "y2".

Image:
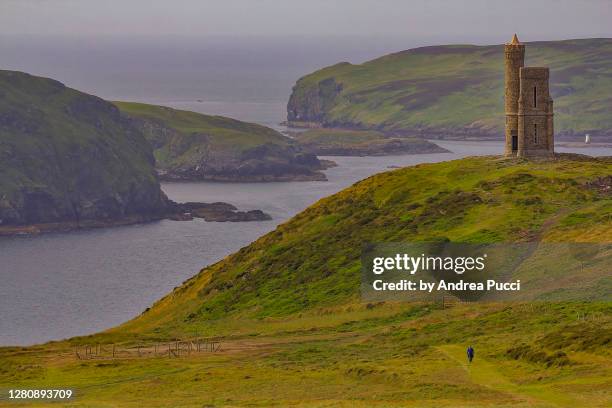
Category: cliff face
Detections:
[
  {"x1": 287, "y1": 39, "x2": 612, "y2": 141},
  {"x1": 0, "y1": 70, "x2": 171, "y2": 227},
  {"x1": 287, "y1": 74, "x2": 344, "y2": 126},
  {"x1": 116, "y1": 102, "x2": 328, "y2": 182}
]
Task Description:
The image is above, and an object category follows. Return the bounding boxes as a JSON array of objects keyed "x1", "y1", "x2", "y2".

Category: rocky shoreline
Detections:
[
  {"x1": 298, "y1": 138, "x2": 449, "y2": 156},
  {"x1": 169, "y1": 201, "x2": 272, "y2": 222},
  {"x1": 0, "y1": 201, "x2": 272, "y2": 237},
  {"x1": 291, "y1": 128, "x2": 449, "y2": 156},
  {"x1": 157, "y1": 170, "x2": 328, "y2": 182},
  {"x1": 157, "y1": 158, "x2": 337, "y2": 182},
  {"x1": 556, "y1": 142, "x2": 612, "y2": 149},
  {"x1": 286, "y1": 122, "x2": 612, "y2": 144}
]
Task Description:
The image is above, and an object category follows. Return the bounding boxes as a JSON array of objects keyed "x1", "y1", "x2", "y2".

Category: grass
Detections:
[
  {"x1": 112, "y1": 154, "x2": 610, "y2": 328},
  {"x1": 115, "y1": 102, "x2": 325, "y2": 181},
  {"x1": 287, "y1": 38, "x2": 612, "y2": 138},
  {"x1": 0, "y1": 154, "x2": 610, "y2": 406},
  {"x1": 0, "y1": 302, "x2": 610, "y2": 407},
  {"x1": 115, "y1": 102, "x2": 292, "y2": 168},
  {"x1": 115, "y1": 101, "x2": 288, "y2": 153}
]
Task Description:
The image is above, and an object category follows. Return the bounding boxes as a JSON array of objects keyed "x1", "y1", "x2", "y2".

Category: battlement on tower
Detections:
[{"x1": 520, "y1": 67, "x2": 549, "y2": 80}]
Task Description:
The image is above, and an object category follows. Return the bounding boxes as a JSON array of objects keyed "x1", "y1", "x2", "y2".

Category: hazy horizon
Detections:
[
  {"x1": 2, "y1": 0, "x2": 612, "y2": 42},
  {"x1": 2, "y1": 0, "x2": 612, "y2": 126}
]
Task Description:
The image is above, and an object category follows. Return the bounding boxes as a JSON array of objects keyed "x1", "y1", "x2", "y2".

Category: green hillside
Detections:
[
  {"x1": 116, "y1": 102, "x2": 327, "y2": 181},
  {"x1": 287, "y1": 38, "x2": 612, "y2": 140},
  {"x1": 0, "y1": 71, "x2": 170, "y2": 229},
  {"x1": 0, "y1": 155, "x2": 610, "y2": 407},
  {"x1": 122, "y1": 154, "x2": 611, "y2": 328}
]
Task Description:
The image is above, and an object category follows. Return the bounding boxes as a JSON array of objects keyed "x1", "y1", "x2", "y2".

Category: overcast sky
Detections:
[{"x1": 2, "y1": 0, "x2": 612, "y2": 43}]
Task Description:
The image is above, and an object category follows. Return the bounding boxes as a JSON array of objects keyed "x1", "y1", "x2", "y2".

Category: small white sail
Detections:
[{"x1": 585, "y1": 134, "x2": 591, "y2": 144}]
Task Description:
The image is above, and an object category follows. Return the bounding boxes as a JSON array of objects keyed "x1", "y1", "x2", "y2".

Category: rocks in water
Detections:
[
  {"x1": 0, "y1": 199, "x2": 273, "y2": 235},
  {"x1": 170, "y1": 202, "x2": 272, "y2": 222},
  {"x1": 193, "y1": 208, "x2": 271, "y2": 222},
  {"x1": 166, "y1": 212, "x2": 194, "y2": 221},
  {"x1": 318, "y1": 159, "x2": 338, "y2": 169}
]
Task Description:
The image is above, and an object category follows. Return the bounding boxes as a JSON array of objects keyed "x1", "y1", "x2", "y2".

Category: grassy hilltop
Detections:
[
  {"x1": 116, "y1": 102, "x2": 328, "y2": 182},
  {"x1": 0, "y1": 71, "x2": 170, "y2": 231},
  {"x1": 287, "y1": 38, "x2": 612, "y2": 140},
  {"x1": 120, "y1": 154, "x2": 611, "y2": 326},
  {"x1": 1, "y1": 155, "x2": 610, "y2": 407}
]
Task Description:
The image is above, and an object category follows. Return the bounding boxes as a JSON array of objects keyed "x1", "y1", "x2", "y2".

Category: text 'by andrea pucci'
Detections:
[{"x1": 370, "y1": 253, "x2": 521, "y2": 293}]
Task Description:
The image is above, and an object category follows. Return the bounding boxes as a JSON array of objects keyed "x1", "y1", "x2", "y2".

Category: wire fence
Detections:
[{"x1": 75, "y1": 338, "x2": 221, "y2": 360}]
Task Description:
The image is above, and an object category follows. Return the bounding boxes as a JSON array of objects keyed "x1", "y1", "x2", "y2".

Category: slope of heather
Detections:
[
  {"x1": 122, "y1": 154, "x2": 611, "y2": 332},
  {"x1": 287, "y1": 38, "x2": 612, "y2": 141}
]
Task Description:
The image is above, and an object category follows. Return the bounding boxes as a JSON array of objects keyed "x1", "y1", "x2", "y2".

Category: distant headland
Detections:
[{"x1": 286, "y1": 38, "x2": 612, "y2": 143}]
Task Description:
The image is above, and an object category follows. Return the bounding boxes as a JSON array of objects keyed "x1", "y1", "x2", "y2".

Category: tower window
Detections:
[
  {"x1": 533, "y1": 87, "x2": 537, "y2": 107},
  {"x1": 534, "y1": 124, "x2": 538, "y2": 144}
]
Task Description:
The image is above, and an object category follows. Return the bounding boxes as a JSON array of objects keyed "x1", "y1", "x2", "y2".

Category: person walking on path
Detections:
[{"x1": 467, "y1": 345, "x2": 474, "y2": 363}]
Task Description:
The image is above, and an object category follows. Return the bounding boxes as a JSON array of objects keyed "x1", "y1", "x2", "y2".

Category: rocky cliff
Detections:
[{"x1": 0, "y1": 70, "x2": 171, "y2": 228}]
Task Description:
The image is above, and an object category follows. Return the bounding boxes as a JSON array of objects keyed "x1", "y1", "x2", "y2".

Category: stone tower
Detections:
[{"x1": 504, "y1": 34, "x2": 554, "y2": 157}]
